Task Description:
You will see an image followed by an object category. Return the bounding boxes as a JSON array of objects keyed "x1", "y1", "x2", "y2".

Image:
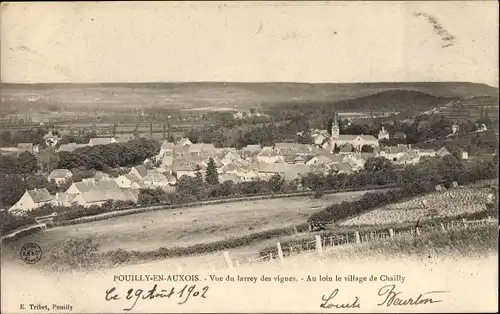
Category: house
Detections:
[
  {"x1": 378, "y1": 126, "x2": 390, "y2": 140},
  {"x1": 220, "y1": 163, "x2": 238, "y2": 174},
  {"x1": 378, "y1": 145, "x2": 410, "y2": 161},
  {"x1": 164, "y1": 173, "x2": 177, "y2": 185},
  {"x1": 51, "y1": 192, "x2": 77, "y2": 207},
  {"x1": 72, "y1": 190, "x2": 109, "y2": 207},
  {"x1": 93, "y1": 171, "x2": 111, "y2": 181},
  {"x1": 274, "y1": 143, "x2": 311, "y2": 155},
  {"x1": 88, "y1": 137, "x2": 117, "y2": 146},
  {"x1": 65, "y1": 179, "x2": 98, "y2": 195},
  {"x1": 240, "y1": 144, "x2": 262, "y2": 157},
  {"x1": 130, "y1": 165, "x2": 148, "y2": 179},
  {"x1": 174, "y1": 162, "x2": 202, "y2": 179},
  {"x1": 417, "y1": 148, "x2": 437, "y2": 158},
  {"x1": 256, "y1": 163, "x2": 312, "y2": 181},
  {"x1": 437, "y1": 146, "x2": 452, "y2": 158},
  {"x1": 158, "y1": 141, "x2": 175, "y2": 156},
  {"x1": 394, "y1": 152, "x2": 420, "y2": 165},
  {"x1": 115, "y1": 134, "x2": 136, "y2": 143},
  {"x1": 161, "y1": 154, "x2": 174, "y2": 167},
  {"x1": 306, "y1": 154, "x2": 345, "y2": 166},
  {"x1": 219, "y1": 173, "x2": 242, "y2": 183},
  {"x1": 143, "y1": 171, "x2": 170, "y2": 188},
  {"x1": 188, "y1": 143, "x2": 217, "y2": 155},
  {"x1": 43, "y1": 131, "x2": 62, "y2": 147},
  {"x1": 221, "y1": 151, "x2": 242, "y2": 165},
  {"x1": 115, "y1": 173, "x2": 145, "y2": 189},
  {"x1": 329, "y1": 113, "x2": 379, "y2": 152},
  {"x1": 256, "y1": 147, "x2": 284, "y2": 163},
  {"x1": 331, "y1": 162, "x2": 354, "y2": 174},
  {"x1": 177, "y1": 138, "x2": 193, "y2": 147},
  {"x1": 57, "y1": 142, "x2": 89, "y2": 153},
  {"x1": 235, "y1": 168, "x2": 259, "y2": 181},
  {"x1": 475, "y1": 123, "x2": 487, "y2": 133},
  {"x1": 338, "y1": 144, "x2": 355, "y2": 154},
  {"x1": 393, "y1": 132, "x2": 407, "y2": 140},
  {"x1": 9, "y1": 188, "x2": 53, "y2": 212},
  {"x1": 48, "y1": 169, "x2": 73, "y2": 185},
  {"x1": 312, "y1": 133, "x2": 329, "y2": 147}
]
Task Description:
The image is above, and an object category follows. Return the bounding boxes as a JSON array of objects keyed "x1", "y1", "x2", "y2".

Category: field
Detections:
[
  {"x1": 339, "y1": 186, "x2": 493, "y2": 226},
  {"x1": 4, "y1": 190, "x2": 369, "y2": 255},
  {"x1": 1, "y1": 225, "x2": 497, "y2": 313}
]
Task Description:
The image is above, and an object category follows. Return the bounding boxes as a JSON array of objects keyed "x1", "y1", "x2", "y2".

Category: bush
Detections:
[
  {"x1": 0, "y1": 211, "x2": 36, "y2": 235},
  {"x1": 313, "y1": 189, "x2": 325, "y2": 199},
  {"x1": 45, "y1": 236, "x2": 101, "y2": 271}
]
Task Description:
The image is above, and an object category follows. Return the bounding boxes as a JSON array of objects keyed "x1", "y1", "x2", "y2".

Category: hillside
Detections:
[{"x1": 1, "y1": 82, "x2": 497, "y2": 112}]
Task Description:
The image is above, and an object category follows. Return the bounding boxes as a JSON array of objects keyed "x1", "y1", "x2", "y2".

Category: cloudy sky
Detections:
[{"x1": 1, "y1": 1, "x2": 498, "y2": 86}]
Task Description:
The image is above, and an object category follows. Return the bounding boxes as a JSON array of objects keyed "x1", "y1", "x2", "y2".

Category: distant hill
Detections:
[
  {"x1": 1, "y1": 82, "x2": 497, "y2": 112},
  {"x1": 331, "y1": 90, "x2": 456, "y2": 112}
]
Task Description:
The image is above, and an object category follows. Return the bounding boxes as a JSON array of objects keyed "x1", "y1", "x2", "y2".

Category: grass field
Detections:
[
  {"x1": 4, "y1": 190, "x2": 369, "y2": 255},
  {"x1": 1, "y1": 225, "x2": 497, "y2": 313}
]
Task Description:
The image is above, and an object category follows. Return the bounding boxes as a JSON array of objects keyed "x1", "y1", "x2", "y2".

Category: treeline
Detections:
[
  {"x1": 301, "y1": 157, "x2": 397, "y2": 191},
  {"x1": 185, "y1": 114, "x2": 313, "y2": 149},
  {"x1": 57, "y1": 138, "x2": 160, "y2": 171},
  {"x1": 0, "y1": 128, "x2": 48, "y2": 147},
  {"x1": 308, "y1": 154, "x2": 499, "y2": 228}
]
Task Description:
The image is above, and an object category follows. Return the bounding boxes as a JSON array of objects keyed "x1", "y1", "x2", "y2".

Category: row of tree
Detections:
[{"x1": 57, "y1": 138, "x2": 160, "y2": 171}]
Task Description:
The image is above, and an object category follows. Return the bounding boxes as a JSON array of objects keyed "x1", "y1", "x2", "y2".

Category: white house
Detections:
[
  {"x1": 72, "y1": 190, "x2": 109, "y2": 207},
  {"x1": 256, "y1": 147, "x2": 284, "y2": 163},
  {"x1": 51, "y1": 192, "x2": 77, "y2": 207},
  {"x1": 115, "y1": 173, "x2": 145, "y2": 189},
  {"x1": 88, "y1": 137, "x2": 117, "y2": 146},
  {"x1": 329, "y1": 113, "x2": 379, "y2": 152},
  {"x1": 177, "y1": 138, "x2": 193, "y2": 147},
  {"x1": 48, "y1": 169, "x2": 73, "y2": 185},
  {"x1": 130, "y1": 165, "x2": 148, "y2": 179},
  {"x1": 378, "y1": 126, "x2": 390, "y2": 141},
  {"x1": 10, "y1": 188, "x2": 53, "y2": 212}
]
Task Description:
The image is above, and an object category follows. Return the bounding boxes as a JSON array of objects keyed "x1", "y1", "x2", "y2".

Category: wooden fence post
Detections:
[
  {"x1": 440, "y1": 223, "x2": 446, "y2": 232},
  {"x1": 355, "y1": 231, "x2": 361, "y2": 244},
  {"x1": 389, "y1": 229, "x2": 395, "y2": 238},
  {"x1": 223, "y1": 251, "x2": 234, "y2": 272},
  {"x1": 415, "y1": 227, "x2": 421, "y2": 236},
  {"x1": 276, "y1": 242, "x2": 284, "y2": 263},
  {"x1": 315, "y1": 235, "x2": 324, "y2": 256},
  {"x1": 269, "y1": 253, "x2": 273, "y2": 261}
]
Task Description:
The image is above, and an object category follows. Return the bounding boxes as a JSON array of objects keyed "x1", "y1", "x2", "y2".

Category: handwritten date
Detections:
[{"x1": 105, "y1": 284, "x2": 209, "y2": 311}]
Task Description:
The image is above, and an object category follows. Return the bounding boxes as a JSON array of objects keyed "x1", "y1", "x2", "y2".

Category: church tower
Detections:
[{"x1": 331, "y1": 112, "x2": 340, "y2": 140}]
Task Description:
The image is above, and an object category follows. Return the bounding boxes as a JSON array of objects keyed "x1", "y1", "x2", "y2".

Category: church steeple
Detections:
[{"x1": 331, "y1": 112, "x2": 340, "y2": 139}]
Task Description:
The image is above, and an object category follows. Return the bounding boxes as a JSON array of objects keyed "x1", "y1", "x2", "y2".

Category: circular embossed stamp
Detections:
[{"x1": 20, "y1": 243, "x2": 42, "y2": 264}]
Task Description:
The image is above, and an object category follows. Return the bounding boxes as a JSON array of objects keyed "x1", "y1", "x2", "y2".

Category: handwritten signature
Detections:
[
  {"x1": 320, "y1": 284, "x2": 448, "y2": 309},
  {"x1": 105, "y1": 284, "x2": 209, "y2": 311}
]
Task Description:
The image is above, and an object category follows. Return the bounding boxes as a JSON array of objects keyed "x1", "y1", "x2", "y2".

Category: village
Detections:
[{"x1": 6, "y1": 113, "x2": 460, "y2": 214}]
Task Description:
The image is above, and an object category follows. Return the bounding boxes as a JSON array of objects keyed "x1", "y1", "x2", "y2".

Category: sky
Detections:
[{"x1": 1, "y1": 1, "x2": 498, "y2": 86}]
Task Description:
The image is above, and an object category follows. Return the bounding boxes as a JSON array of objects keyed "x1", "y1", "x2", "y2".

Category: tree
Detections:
[
  {"x1": 205, "y1": 158, "x2": 219, "y2": 185},
  {"x1": 361, "y1": 145, "x2": 374, "y2": 153},
  {"x1": 364, "y1": 157, "x2": 394, "y2": 172},
  {"x1": 268, "y1": 174, "x2": 285, "y2": 193},
  {"x1": 17, "y1": 151, "x2": 38, "y2": 174}
]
